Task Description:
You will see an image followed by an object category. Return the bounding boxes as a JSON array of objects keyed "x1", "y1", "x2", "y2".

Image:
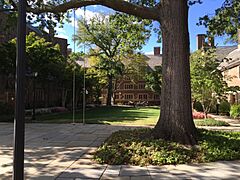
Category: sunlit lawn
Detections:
[
  {"x1": 33, "y1": 106, "x2": 230, "y2": 126},
  {"x1": 35, "y1": 106, "x2": 160, "y2": 125}
]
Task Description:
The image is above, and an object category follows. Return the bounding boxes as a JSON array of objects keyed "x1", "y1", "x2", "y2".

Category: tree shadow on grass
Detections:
[{"x1": 34, "y1": 106, "x2": 160, "y2": 124}]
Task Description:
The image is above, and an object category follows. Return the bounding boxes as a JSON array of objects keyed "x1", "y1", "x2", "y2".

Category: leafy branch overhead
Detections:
[{"x1": 198, "y1": 0, "x2": 240, "y2": 42}]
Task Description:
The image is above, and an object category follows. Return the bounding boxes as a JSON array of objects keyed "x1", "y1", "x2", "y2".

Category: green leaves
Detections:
[
  {"x1": 95, "y1": 128, "x2": 240, "y2": 166},
  {"x1": 76, "y1": 13, "x2": 151, "y2": 58},
  {"x1": 198, "y1": 0, "x2": 240, "y2": 42},
  {"x1": 190, "y1": 49, "x2": 228, "y2": 113},
  {"x1": 145, "y1": 65, "x2": 162, "y2": 94}
]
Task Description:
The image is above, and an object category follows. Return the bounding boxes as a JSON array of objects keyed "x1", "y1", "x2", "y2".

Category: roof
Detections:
[
  {"x1": 218, "y1": 46, "x2": 240, "y2": 70},
  {"x1": 145, "y1": 55, "x2": 162, "y2": 69},
  {"x1": 216, "y1": 46, "x2": 237, "y2": 60},
  {"x1": 76, "y1": 54, "x2": 162, "y2": 69}
]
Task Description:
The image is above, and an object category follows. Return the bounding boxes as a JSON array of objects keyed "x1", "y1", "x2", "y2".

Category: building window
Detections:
[
  {"x1": 139, "y1": 94, "x2": 147, "y2": 100},
  {"x1": 138, "y1": 83, "x2": 145, "y2": 89},
  {"x1": 115, "y1": 95, "x2": 119, "y2": 99},
  {"x1": 125, "y1": 94, "x2": 133, "y2": 100},
  {"x1": 154, "y1": 94, "x2": 160, "y2": 99},
  {"x1": 143, "y1": 94, "x2": 148, "y2": 100},
  {"x1": 125, "y1": 84, "x2": 134, "y2": 89}
]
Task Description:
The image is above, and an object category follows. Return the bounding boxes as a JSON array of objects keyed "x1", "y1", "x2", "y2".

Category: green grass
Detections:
[
  {"x1": 33, "y1": 106, "x2": 231, "y2": 126},
  {"x1": 35, "y1": 106, "x2": 160, "y2": 125},
  {"x1": 94, "y1": 128, "x2": 240, "y2": 166},
  {"x1": 194, "y1": 118, "x2": 230, "y2": 126}
]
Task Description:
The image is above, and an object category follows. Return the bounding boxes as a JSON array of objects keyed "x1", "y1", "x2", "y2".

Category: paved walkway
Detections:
[{"x1": 0, "y1": 123, "x2": 240, "y2": 180}]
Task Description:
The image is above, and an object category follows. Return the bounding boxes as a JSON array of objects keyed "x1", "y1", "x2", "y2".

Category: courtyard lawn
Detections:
[
  {"x1": 34, "y1": 106, "x2": 231, "y2": 126},
  {"x1": 35, "y1": 106, "x2": 160, "y2": 125}
]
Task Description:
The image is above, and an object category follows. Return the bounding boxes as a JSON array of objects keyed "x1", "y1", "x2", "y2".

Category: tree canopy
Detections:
[
  {"x1": 199, "y1": 0, "x2": 240, "y2": 42},
  {"x1": 76, "y1": 13, "x2": 150, "y2": 106}
]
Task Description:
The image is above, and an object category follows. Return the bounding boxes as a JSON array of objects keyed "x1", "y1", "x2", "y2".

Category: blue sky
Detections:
[{"x1": 56, "y1": 0, "x2": 235, "y2": 54}]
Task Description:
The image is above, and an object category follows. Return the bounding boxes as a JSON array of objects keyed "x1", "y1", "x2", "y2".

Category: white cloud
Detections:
[{"x1": 70, "y1": 8, "x2": 107, "y2": 27}]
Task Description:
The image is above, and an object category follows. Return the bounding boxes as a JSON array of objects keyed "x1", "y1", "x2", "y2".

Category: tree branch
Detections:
[{"x1": 29, "y1": 0, "x2": 160, "y2": 21}]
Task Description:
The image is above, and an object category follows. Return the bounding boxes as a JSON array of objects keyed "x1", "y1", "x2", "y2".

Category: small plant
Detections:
[
  {"x1": 219, "y1": 101, "x2": 230, "y2": 115},
  {"x1": 193, "y1": 111, "x2": 212, "y2": 119},
  {"x1": 194, "y1": 118, "x2": 230, "y2": 126},
  {"x1": 0, "y1": 102, "x2": 14, "y2": 115},
  {"x1": 94, "y1": 128, "x2": 240, "y2": 166},
  {"x1": 0, "y1": 102, "x2": 14, "y2": 122},
  {"x1": 193, "y1": 101, "x2": 203, "y2": 112},
  {"x1": 230, "y1": 104, "x2": 240, "y2": 118}
]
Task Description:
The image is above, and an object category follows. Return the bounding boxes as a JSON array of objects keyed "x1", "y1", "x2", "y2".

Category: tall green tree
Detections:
[
  {"x1": 2, "y1": 0, "x2": 204, "y2": 145},
  {"x1": 0, "y1": 32, "x2": 68, "y2": 107},
  {"x1": 190, "y1": 49, "x2": 228, "y2": 117},
  {"x1": 76, "y1": 13, "x2": 150, "y2": 106},
  {"x1": 199, "y1": 0, "x2": 240, "y2": 42}
]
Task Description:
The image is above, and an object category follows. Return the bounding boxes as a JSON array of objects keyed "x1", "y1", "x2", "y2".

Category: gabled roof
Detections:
[
  {"x1": 216, "y1": 46, "x2": 237, "y2": 61},
  {"x1": 218, "y1": 46, "x2": 240, "y2": 70},
  {"x1": 145, "y1": 55, "x2": 162, "y2": 69},
  {"x1": 77, "y1": 54, "x2": 162, "y2": 70}
]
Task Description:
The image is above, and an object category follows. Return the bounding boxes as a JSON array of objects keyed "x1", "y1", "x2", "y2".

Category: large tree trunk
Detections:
[
  {"x1": 106, "y1": 75, "x2": 113, "y2": 106},
  {"x1": 153, "y1": 1, "x2": 197, "y2": 145}
]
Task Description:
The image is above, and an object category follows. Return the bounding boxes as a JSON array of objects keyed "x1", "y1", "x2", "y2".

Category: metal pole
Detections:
[
  {"x1": 13, "y1": 0, "x2": 26, "y2": 179},
  {"x1": 32, "y1": 74, "x2": 36, "y2": 120},
  {"x1": 72, "y1": 8, "x2": 76, "y2": 124},
  {"x1": 83, "y1": 6, "x2": 86, "y2": 125}
]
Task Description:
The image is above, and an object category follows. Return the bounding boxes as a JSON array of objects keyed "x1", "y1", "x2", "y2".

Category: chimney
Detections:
[
  {"x1": 196, "y1": 34, "x2": 205, "y2": 50},
  {"x1": 154, "y1": 47, "x2": 161, "y2": 56},
  {"x1": 238, "y1": 29, "x2": 240, "y2": 49}
]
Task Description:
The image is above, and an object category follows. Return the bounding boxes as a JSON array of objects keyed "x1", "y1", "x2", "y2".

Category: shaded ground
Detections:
[{"x1": 0, "y1": 123, "x2": 240, "y2": 179}]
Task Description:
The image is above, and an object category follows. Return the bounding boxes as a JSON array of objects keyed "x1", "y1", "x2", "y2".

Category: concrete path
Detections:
[
  {"x1": 210, "y1": 114, "x2": 240, "y2": 126},
  {"x1": 1, "y1": 123, "x2": 240, "y2": 180}
]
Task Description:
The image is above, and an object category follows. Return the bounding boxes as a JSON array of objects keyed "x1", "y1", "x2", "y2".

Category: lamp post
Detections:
[
  {"x1": 32, "y1": 72, "x2": 38, "y2": 120},
  {"x1": 13, "y1": 0, "x2": 26, "y2": 179}
]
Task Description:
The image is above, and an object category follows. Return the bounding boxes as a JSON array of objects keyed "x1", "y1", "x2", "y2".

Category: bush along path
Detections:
[{"x1": 94, "y1": 128, "x2": 240, "y2": 166}]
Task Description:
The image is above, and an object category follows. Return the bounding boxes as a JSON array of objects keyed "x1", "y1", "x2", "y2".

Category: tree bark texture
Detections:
[
  {"x1": 106, "y1": 75, "x2": 113, "y2": 106},
  {"x1": 153, "y1": 0, "x2": 197, "y2": 145}
]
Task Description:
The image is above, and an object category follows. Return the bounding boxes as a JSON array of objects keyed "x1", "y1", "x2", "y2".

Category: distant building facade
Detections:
[
  {"x1": 102, "y1": 48, "x2": 162, "y2": 106},
  {"x1": 78, "y1": 47, "x2": 162, "y2": 106}
]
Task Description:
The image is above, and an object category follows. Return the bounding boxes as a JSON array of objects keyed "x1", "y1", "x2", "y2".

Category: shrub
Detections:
[
  {"x1": 94, "y1": 128, "x2": 240, "y2": 166},
  {"x1": 0, "y1": 102, "x2": 14, "y2": 115},
  {"x1": 219, "y1": 101, "x2": 230, "y2": 115},
  {"x1": 193, "y1": 101, "x2": 203, "y2": 112},
  {"x1": 230, "y1": 104, "x2": 240, "y2": 118},
  {"x1": 193, "y1": 111, "x2": 212, "y2": 119},
  {"x1": 0, "y1": 102, "x2": 14, "y2": 122}
]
